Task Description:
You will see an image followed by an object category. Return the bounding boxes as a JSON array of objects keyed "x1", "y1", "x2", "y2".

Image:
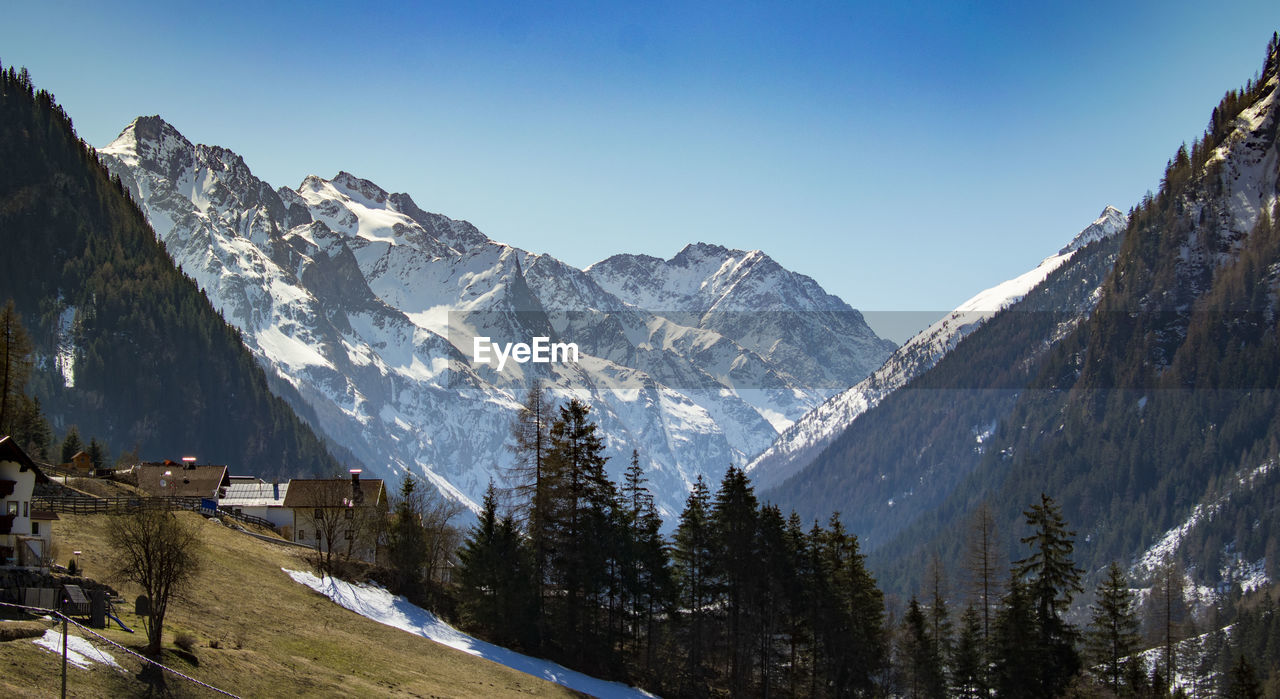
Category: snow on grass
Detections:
[
  {"x1": 33, "y1": 629, "x2": 123, "y2": 671},
  {"x1": 284, "y1": 569, "x2": 656, "y2": 698}
]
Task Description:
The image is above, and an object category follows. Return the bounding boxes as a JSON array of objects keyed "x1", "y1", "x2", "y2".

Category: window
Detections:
[
  {"x1": 313, "y1": 508, "x2": 323, "y2": 519},
  {"x1": 31, "y1": 522, "x2": 39, "y2": 535},
  {"x1": 5, "y1": 501, "x2": 15, "y2": 516},
  {"x1": 344, "y1": 508, "x2": 354, "y2": 519},
  {"x1": 23, "y1": 501, "x2": 28, "y2": 517},
  {"x1": 298, "y1": 530, "x2": 307, "y2": 541}
]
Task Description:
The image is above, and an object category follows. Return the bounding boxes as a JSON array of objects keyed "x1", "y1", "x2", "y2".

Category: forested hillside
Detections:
[
  {"x1": 0, "y1": 62, "x2": 344, "y2": 478},
  {"x1": 782, "y1": 35, "x2": 1280, "y2": 598}
]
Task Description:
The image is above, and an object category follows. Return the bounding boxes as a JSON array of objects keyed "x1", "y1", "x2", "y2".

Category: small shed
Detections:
[{"x1": 67, "y1": 451, "x2": 92, "y2": 475}]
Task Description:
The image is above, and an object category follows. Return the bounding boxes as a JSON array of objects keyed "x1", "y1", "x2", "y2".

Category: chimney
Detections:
[{"x1": 349, "y1": 469, "x2": 363, "y2": 503}]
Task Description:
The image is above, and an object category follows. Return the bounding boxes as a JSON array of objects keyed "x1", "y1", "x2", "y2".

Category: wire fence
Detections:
[{"x1": 0, "y1": 599, "x2": 242, "y2": 697}]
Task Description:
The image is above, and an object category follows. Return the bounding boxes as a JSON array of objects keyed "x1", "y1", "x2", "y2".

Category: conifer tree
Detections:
[
  {"x1": 926, "y1": 556, "x2": 953, "y2": 683},
  {"x1": 815, "y1": 514, "x2": 885, "y2": 695},
  {"x1": 779, "y1": 511, "x2": 812, "y2": 695},
  {"x1": 387, "y1": 475, "x2": 429, "y2": 595},
  {"x1": 991, "y1": 574, "x2": 1039, "y2": 697},
  {"x1": 951, "y1": 604, "x2": 986, "y2": 699},
  {"x1": 1015, "y1": 493, "x2": 1084, "y2": 694},
  {"x1": 903, "y1": 596, "x2": 946, "y2": 698},
  {"x1": 673, "y1": 475, "x2": 715, "y2": 693},
  {"x1": 541, "y1": 398, "x2": 614, "y2": 665},
  {"x1": 12, "y1": 395, "x2": 51, "y2": 460},
  {"x1": 754, "y1": 504, "x2": 792, "y2": 696},
  {"x1": 619, "y1": 449, "x2": 670, "y2": 670},
  {"x1": 87, "y1": 437, "x2": 107, "y2": 471},
  {"x1": 60, "y1": 426, "x2": 83, "y2": 464},
  {"x1": 1086, "y1": 561, "x2": 1140, "y2": 694},
  {"x1": 1224, "y1": 654, "x2": 1262, "y2": 699},
  {"x1": 710, "y1": 465, "x2": 760, "y2": 694},
  {"x1": 456, "y1": 482, "x2": 535, "y2": 648}
]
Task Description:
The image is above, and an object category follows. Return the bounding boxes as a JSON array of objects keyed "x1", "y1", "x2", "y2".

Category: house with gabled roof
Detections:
[
  {"x1": 282, "y1": 470, "x2": 385, "y2": 563},
  {"x1": 218, "y1": 480, "x2": 291, "y2": 530},
  {"x1": 0, "y1": 436, "x2": 55, "y2": 568},
  {"x1": 135, "y1": 461, "x2": 230, "y2": 500}
]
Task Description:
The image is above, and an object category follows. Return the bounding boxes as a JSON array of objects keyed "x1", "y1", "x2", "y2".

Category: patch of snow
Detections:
[
  {"x1": 284, "y1": 569, "x2": 656, "y2": 698},
  {"x1": 55, "y1": 306, "x2": 76, "y2": 388},
  {"x1": 33, "y1": 629, "x2": 123, "y2": 671}
]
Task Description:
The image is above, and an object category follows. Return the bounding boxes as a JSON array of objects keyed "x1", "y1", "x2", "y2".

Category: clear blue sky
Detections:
[{"x1": 4, "y1": 1, "x2": 1279, "y2": 341}]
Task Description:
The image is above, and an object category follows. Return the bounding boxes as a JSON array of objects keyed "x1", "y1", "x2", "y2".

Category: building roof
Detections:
[
  {"x1": 30, "y1": 510, "x2": 59, "y2": 521},
  {"x1": 219, "y1": 481, "x2": 289, "y2": 507},
  {"x1": 135, "y1": 463, "x2": 230, "y2": 499},
  {"x1": 0, "y1": 436, "x2": 48, "y2": 482},
  {"x1": 283, "y1": 477, "x2": 384, "y2": 509}
]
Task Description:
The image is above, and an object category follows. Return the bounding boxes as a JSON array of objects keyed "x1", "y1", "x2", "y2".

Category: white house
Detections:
[
  {"x1": 281, "y1": 470, "x2": 385, "y2": 563},
  {"x1": 218, "y1": 480, "x2": 291, "y2": 530},
  {"x1": 0, "y1": 436, "x2": 54, "y2": 568}
]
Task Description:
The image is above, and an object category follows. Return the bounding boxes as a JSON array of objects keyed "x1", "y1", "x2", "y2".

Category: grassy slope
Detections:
[{"x1": 0, "y1": 512, "x2": 579, "y2": 698}]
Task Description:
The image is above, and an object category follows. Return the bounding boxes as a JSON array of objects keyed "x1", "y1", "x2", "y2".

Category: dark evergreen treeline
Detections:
[
  {"x1": 449, "y1": 392, "x2": 885, "y2": 696},
  {"x1": 424, "y1": 390, "x2": 1280, "y2": 697},
  {"x1": 0, "y1": 62, "x2": 345, "y2": 478}
]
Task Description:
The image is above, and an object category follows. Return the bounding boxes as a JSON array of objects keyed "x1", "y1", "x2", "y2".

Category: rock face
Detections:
[{"x1": 98, "y1": 117, "x2": 894, "y2": 518}]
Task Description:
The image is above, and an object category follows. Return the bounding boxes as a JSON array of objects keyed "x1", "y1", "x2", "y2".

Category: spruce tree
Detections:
[
  {"x1": 926, "y1": 556, "x2": 954, "y2": 684},
  {"x1": 387, "y1": 475, "x2": 429, "y2": 596},
  {"x1": 991, "y1": 574, "x2": 1039, "y2": 698},
  {"x1": 951, "y1": 604, "x2": 986, "y2": 699},
  {"x1": 87, "y1": 437, "x2": 107, "y2": 471},
  {"x1": 456, "y1": 482, "x2": 535, "y2": 648},
  {"x1": 541, "y1": 398, "x2": 615, "y2": 666},
  {"x1": 60, "y1": 426, "x2": 83, "y2": 464},
  {"x1": 1224, "y1": 654, "x2": 1262, "y2": 699},
  {"x1": 673, "y1": 475, "x2": 715, "y2": 693},
  {"x1": 755, "y1": 504, "x2": 792, "y2": 696},
  {"x1": 710, "y1": 465, "x2": 760, "y2": 694},
  {"x1": 1015, "y1": 493, "x2": 1084, "y2": 694},
  {"x1": 12, "y1": 395, "x2": 51, "y2": 460},
  {"x1": 1085, "y1": 561, "x2": 1140, "y2": 694},
  {"x1": 903, "y1": 596, "x2": 946, "y2": 698}
]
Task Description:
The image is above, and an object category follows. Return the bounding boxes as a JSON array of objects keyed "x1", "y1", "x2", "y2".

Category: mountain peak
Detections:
[
  {"x1": 1059, "y1": 205, "x2": 1129, "y2": 255},
  {"x1": 330, "y1": 171, "x2": 390, "y2": 206},
  {"x1": 101, "y1": 115, "x2": 192, "y2": 162}
]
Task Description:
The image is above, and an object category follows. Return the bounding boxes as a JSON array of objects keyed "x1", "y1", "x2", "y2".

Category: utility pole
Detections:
[{"x1": 61, "y1": 611, "x2": 68, "y2": 698}]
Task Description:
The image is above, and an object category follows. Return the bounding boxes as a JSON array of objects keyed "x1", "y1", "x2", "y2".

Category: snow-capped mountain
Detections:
[
  {"x1": 96, "y1": 116, "x2": 894, "y2": 518},
  {"x1": 746, "y1": 206, "x2": 1128, "y2": 491}
]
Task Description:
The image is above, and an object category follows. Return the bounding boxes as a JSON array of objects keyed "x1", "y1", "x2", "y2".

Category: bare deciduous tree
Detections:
[{"x1": 108, "y1": 509, "x2": 203, "y2": 656}]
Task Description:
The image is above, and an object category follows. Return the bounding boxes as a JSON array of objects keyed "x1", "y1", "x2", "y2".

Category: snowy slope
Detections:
[
  {"x1": 98, "y1": 116, "x2": 894, "y2": 519},
  {"x1": 746, "y1": 207, "x2": 1128, "y2": 491},
  {"x1": 285, "y1": 569, "x2": 657, "y2": 698}
]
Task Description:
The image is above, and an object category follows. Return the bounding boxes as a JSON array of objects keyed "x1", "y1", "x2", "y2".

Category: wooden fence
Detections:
[{"x1": 31, "y1": 496, "x2": 277, "y2": 531}]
